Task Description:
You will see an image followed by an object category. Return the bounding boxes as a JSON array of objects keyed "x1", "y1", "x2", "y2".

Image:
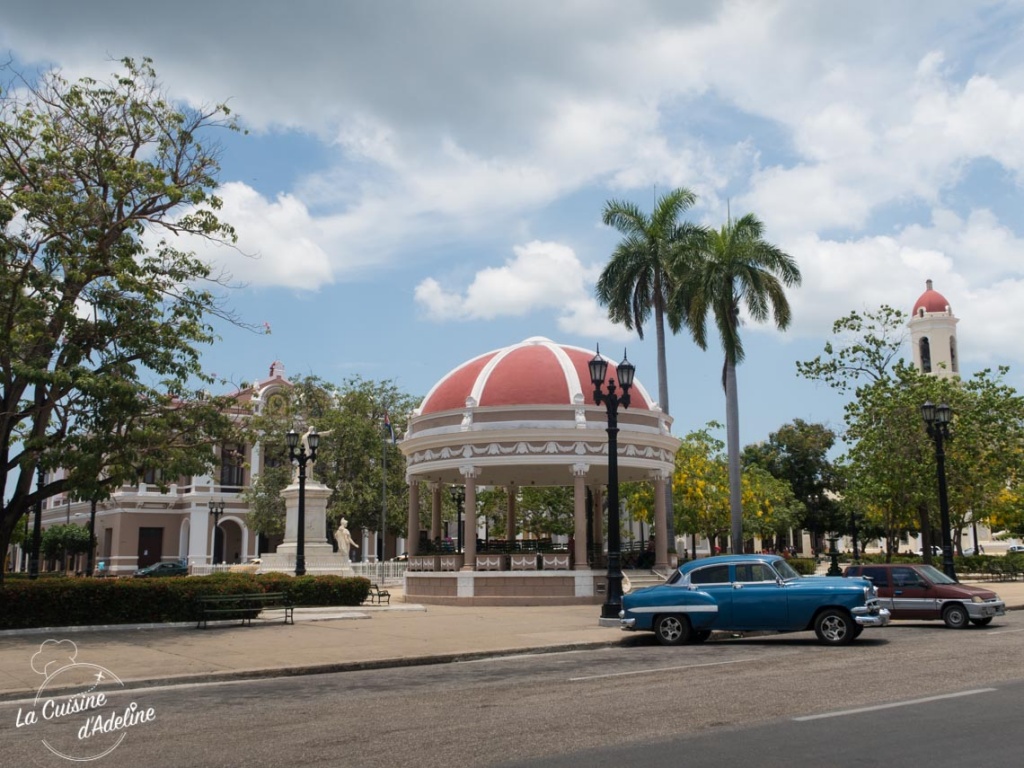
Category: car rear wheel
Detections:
[
  {"x1": 654, "y1": 614, "x2": 692, "y2": 646},
  {"x1": 814, "y1": 609, "x2": 855, "y2": 645},
  {"x1": 942, "y1": 603, "x2": 970, "y2": 629},
  {"x1": 970, "y1": 617, "x2": 993, "y2": 627}
]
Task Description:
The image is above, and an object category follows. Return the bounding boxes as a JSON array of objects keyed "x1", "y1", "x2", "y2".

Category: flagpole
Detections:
[{"x1": 380, "y1": 413, "x2": 388, "y2": 581}]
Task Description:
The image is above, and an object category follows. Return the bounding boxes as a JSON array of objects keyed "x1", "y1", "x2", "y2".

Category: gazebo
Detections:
[{"x1": 400, "y1": 337, "x2": 680, "y2": 605}]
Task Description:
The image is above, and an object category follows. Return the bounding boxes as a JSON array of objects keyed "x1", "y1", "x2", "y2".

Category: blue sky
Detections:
[{"x1": 6, "y1": 1, "x2": 1024, "y2": 452}]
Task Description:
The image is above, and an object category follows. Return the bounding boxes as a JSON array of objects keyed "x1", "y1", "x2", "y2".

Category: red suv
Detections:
[{"x1": 844, "y1": 563, "x2": 1005, "y2": 628}]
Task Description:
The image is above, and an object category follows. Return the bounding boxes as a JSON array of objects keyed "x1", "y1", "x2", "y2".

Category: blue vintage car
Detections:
[{"x1": 620, "y1": 554, "x2": 890, "y2": 646}]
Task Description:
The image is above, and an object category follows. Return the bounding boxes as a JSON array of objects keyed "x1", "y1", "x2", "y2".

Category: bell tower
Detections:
[{"x1": 909, "y1": 279, "x2": 959, "y2": 379}]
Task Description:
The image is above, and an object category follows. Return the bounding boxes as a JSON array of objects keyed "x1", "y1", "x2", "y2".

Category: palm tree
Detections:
[
  {"x1": 669, "y1": 212, "x2": 801, "y2": 554},
  {"x1": 595, "y1": 187, "x2": 700, "y2": 547}
]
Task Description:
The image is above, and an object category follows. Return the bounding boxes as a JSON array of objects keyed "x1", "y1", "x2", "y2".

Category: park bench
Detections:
[
  {"x1": 365, "y1": 583, "x2": 391, "y2": 605},
  {"x1": 195, "y1": 592, "x2": 294, "y2": 629}
]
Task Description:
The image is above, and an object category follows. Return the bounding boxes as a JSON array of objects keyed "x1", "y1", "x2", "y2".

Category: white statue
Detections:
[
  {"x1": 335, "y1": 517, "x2": 359, "y2": 564},
  {"x1": 292, "y1": 426, "x2": 332, "y2": 483}
]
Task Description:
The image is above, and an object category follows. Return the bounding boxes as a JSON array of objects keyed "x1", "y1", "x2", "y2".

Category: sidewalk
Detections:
[{"x1": 1, "y1": 578, "x2": 1021, "y2": 702}]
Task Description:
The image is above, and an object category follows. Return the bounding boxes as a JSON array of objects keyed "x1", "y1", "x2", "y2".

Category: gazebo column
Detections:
[
  {"x1": 430, "y1": 481, "x2": 442, "y2": 544},
  {"x1": 407, "y1": 478, "x2": 420, "y2": 556},
  {"x1": 572, "y1": 463, "x2": 589, "y2": 569},
  {"x1": 460, "y1": 466, "x2": 479, "y2": 570},
  {"x1": 505, "y1": 484, "x2": 516, "y2": 545},
  {"x1": 652, "y1": 469, "x2": 670, "y2": 571},
  {"x1": 591, "y1": 485, "x2": 605, "y2": 562}
]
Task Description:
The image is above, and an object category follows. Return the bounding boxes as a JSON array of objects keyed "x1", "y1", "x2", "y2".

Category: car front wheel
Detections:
[
  {"x1": 654, "y1": 614, "x2": 692, "y2": 646},
  {"x1": 814, "y1": 609, "x2": 855, "y2": 645},
  {"x1": 942, "y1": 603, "x2": 970, "y2": 629}
]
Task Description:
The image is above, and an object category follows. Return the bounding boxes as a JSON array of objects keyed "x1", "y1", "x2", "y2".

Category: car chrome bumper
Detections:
[
  {"x1": 619, "y1": 614, "x2": 636, "y2": 630},
  {"x1": 852, "y1": 607, "x2": 891, "y2": 627},
  {"x1": 967, "y1": 601, "x2": 1006, "y2": 619}
]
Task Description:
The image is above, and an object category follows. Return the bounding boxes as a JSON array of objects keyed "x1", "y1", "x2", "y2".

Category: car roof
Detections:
[{"x1": 678, "y1": 553, "x2": 784, "y2": 574}]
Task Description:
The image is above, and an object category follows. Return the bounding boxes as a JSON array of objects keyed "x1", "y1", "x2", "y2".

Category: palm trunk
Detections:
[
  {"x1": 653, "y1": 302, "x2": 677, "y2": 550},
  {"x1": 725, "y1": 356, "x2": 743, "y2": 554}
]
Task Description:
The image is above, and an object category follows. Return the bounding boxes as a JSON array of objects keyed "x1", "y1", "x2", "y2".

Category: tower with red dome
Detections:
[{"x1": 910, "y1": 279, "x2": 959, "y2": 379}]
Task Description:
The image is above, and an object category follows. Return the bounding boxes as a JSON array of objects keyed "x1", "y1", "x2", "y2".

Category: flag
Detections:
[{"x1": 384, "y1": 411, "x2": 396, "y2": 443}]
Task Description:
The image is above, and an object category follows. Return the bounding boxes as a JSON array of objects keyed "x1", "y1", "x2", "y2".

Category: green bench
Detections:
[
  {"x1": 365, "y1": 583, "x2": 391, "y2": 605},
  {"x1": 195, "y1": 592, "x2": 294, "y2": 629}
]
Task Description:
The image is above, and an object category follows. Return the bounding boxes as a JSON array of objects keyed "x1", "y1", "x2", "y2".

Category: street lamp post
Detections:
[
  {"x1": 208, "y1": 499, "x2": 225, "y2": 565},
  {"x1": 86, "y1": 499, "x2": 98, "y2": 577},
  {"x1": 449, "y1": 486, "x2": 465, "y2": 553},
  {"x1": 286, "y1": 428, "x2": 319, "y2": 577},
  {"x1": 922, "y1": 402, "x2": 956, "y2": 580},
  {"x1": 589, "y1": 347, "x2": 635, "y2": 621}
]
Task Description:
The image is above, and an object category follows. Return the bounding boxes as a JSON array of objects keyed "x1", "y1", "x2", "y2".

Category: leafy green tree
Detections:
[
  {"x1": 518, "y1": 487, "x2": 575, "y2": 538},
  {"x1": 671, "y1": 425, "x2": 732, "y2": 554},
  {"x1": 596, "y1": 187, "x2": 701, "y2": 545},
  {"x1": 741, "y1": 464, "x2": 801, "y2": 548},
  {"x1": 0, "y1": 58, "x2": 247, "y2": 580},
  {"x1": 669, "y1": 213, "x2": 801, "y2": 553},
  {"x1": 40, "y1": 523, "x2": 93, "y2": 567},
  {"x1": 742, "y1": 419, "x2": 842, "y2": 544},
  {"x1": 241, "y1": 375, "x2": 419, "y2": 547},
  {"x1": 795, "y1": 305, "x2": 908, "y2": 393},
  {"x1": 799, "y1": 305, "x2": 1024, "y2": 560}
]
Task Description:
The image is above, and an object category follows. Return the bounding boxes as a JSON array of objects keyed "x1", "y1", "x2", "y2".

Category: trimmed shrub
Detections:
[
  {"x1": 0, "y1": 574, "x2": 372, "y2": 630},
  {"x1": 787, "y1": 558, "x2": 817, "y2": 575}
]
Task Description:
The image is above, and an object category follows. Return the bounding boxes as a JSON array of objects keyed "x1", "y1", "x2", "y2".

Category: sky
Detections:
[{"x1": 5, "y1": 0, "x2": 1024, "y2": 451}]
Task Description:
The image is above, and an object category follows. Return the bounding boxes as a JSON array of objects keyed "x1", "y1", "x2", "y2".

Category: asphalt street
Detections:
[{"x1": 3, "y1": 609, "x2": 1022, "y2": 767}]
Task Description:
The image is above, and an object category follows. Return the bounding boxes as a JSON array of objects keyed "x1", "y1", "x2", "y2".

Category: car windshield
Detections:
[
  {"x1": 917, "y1": 564, "x2": 958, "y2": 585},
  {"x1": 772, "y1": 559, "x2": 801, "y2": 581}
]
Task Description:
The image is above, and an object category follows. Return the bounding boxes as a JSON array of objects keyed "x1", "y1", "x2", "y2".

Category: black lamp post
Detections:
[
  {"x1": 208, "y1": 499, "x2": 225, "y2": 565},
  {"x1": 922, "y1": 401, "x2": 956, "y2": 580},
  {"x1": 287, "y1": 428, "x2": 319, "y2": 576},
  {"x1": 86, "y1": 499, "x2": 98, "y2": 577},
  {"x1": 29, "y1": 465, "x2": 43, "y2": 579},
  {"x1": 589, "y1": 346, "x2": 635, "y2": 620},
  {"x1": 449, "y1": 486, "x2": 465, "y2": 553}
]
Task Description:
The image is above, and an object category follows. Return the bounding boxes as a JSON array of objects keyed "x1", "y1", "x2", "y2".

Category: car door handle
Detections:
[
  {"x1": 733, "y1": 584, "x2": 743, "y2": 589},
  {"x1": 894, "y1": 590, "x2": 903, "y2": 595}
]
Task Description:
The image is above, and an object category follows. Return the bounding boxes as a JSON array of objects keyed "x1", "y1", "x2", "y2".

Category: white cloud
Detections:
[
  {"x1": 183, "y1": 183, "x2": 334, "y2": 290},
  {"x1": 414, "y1": 240, "x2": 631, "y2": 340}
]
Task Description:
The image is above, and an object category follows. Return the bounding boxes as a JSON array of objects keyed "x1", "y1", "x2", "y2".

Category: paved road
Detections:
[{"x1": 4, "y1": 611, "x2": 1022, "y2": 767}]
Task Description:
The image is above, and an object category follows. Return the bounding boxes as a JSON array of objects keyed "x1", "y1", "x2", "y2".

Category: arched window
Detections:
[
  {"x1": 919, "y1": 337, "x2": 932, "y2": 373},
  {"x1": 949, "y1": 336, "x2": 958, "y2": 373}
]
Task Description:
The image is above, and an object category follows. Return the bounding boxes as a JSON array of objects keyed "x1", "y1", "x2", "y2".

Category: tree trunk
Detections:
[
  {"x1": 725, "y1": 357, "x2": 743, "y2": 554},
  {"x1": 653, "y1": 302, "x2": 677, "y2": 549}
]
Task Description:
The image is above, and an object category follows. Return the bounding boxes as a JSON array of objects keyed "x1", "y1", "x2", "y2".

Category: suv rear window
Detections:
[{"x1": 854, "y1": 566, "x2": 890, "y2": 588}]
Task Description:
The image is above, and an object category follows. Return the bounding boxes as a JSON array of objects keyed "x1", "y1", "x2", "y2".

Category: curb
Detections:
[
  {"x1": 0, "y1": 640, "x2": 623, "y2": 704},
  {"x1": 0, "y1": 604, "x2": 423, "y2": 638}
]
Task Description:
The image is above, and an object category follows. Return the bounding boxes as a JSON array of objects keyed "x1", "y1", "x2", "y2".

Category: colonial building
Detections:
[{"x1": 13, "y1": 362, "x2": 402, "y2": 577}]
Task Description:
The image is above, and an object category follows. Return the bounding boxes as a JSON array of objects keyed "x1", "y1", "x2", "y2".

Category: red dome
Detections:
[
  {"x1": 913, "y1": 279, "x2": 951, "y2": 315},
  {"x1": 419, "y1": 337, "x2": 654, "y2": 415}
]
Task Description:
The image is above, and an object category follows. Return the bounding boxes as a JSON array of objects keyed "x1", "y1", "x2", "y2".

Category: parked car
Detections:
[
  {"x1": 844, "y1": 563, "x2": 1005, "y2": 628},
  {"x1": 133, "y1": 560, "x2": 188, "y2": 578},
  {"x1": 916, "y1": 546, "x2": 943, "y2": 556},
  {"x1": 1007, "y1": 545, "x2": 1024, "y2": 555},
  {"x1": 962, "y1": 546, "x2": 984, "y2": 556},
  {"x1": 619, "y1": 554, "x2": 890, "y2": 646}
]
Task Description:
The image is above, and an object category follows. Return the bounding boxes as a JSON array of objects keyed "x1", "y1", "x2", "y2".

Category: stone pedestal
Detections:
[{"x1": 260, "y1": 481, "x2": 354, "y2": 576}]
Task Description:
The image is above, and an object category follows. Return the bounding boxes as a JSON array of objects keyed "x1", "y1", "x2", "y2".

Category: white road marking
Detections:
[
  {"x1": 793, "y1": 688, "x2": 996, "y2": 721},
  {"x1": 983, "y1": 628, "x2": 1024, "y2": 635},
  {"x1": 570, "y1": 657, "x2": 758, "y2": 682}
]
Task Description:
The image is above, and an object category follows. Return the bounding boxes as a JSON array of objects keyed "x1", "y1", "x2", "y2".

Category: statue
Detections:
[
  {"x1": 335, "y1": 518, "x2": 359, "y2": 564},
  {"x1": 292, "y1": 426, "x2": 332, "y2": 483}
]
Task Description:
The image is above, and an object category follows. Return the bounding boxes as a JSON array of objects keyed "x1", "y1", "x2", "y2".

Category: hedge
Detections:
[{"x1": 0, "y1": 574, "x2": 371, "y2": 630}]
